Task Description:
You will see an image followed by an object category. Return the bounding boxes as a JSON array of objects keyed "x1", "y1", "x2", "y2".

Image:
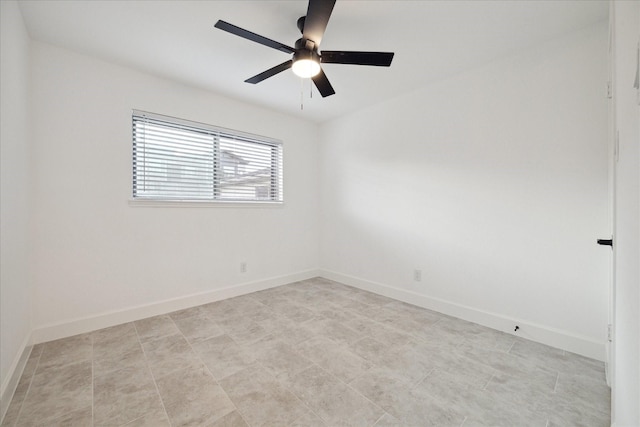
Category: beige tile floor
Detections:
[{"x1": 2, "y1": 278, "x2": 610, "y2": 426}]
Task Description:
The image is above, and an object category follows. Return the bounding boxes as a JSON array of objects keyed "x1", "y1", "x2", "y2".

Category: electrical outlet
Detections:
[
  {"x1": 240, "y1": 262, "x2": 247, "y2": 273},
  {"x1": 413, "y1": 269, "x2": 422, "y2": 282}
]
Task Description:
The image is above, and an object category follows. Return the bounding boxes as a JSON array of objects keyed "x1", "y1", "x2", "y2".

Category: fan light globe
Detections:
[{"x1": 292, "y1": 58, "x2": 321, "y2": 78}]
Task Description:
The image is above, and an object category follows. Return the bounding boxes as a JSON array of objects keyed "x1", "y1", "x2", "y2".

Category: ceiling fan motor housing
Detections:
[
  {"x1": 294, "y1": 39, "x2": 318, "y2": 54},
  {"x1": 295, "y1": 37, "x2": 318, "y2": 52},
  {"x1": 297, "y1": 16, "x2": 306, "y2": 33},
  {"x1": 294, "y1": 42, "x2": 320, "y2": 61}
]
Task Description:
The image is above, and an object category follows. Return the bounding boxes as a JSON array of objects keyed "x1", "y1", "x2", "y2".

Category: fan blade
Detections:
[
  {"x1": 321, "y1": 51, "x2": 394, "y2": 66},
  {"x1": 215, "y1": 20, "x2": 295, "y2": 54},
  {"x1": 245, "y1": 60, "x2": 293, "y2": 84},
  {"x1": 311, "y1": 68, "x2": 335, "y2": 97},
  {"x1": 303, "y1": 0, "x2": 336, "y2": 47}
]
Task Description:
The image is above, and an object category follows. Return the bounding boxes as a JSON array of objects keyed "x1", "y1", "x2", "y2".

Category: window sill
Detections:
[{"x1": 128, "y1": 199, "x2": 284, "y2": 208}]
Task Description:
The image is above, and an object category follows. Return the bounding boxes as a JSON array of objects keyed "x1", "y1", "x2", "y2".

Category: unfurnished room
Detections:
[{"x1": 1, "y1": 0, "x2": 639, "y2": 426}]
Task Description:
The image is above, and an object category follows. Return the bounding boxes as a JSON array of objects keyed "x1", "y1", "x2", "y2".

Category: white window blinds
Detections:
[{"x1": 132, "y1": 110, "x2": 283, "y2": 203}]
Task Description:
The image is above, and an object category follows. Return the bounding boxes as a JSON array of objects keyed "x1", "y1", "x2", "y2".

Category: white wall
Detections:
[
  {"x1": 29, "y1": 42, "x2": 320, "y2": 337},
  {"x1": 611, "y1": 1, "x2": 640, "y2": 425},
  {"x1": 319, "y1": 22, "x2": 609, "y2": 359},
  {"x1": 0, "y1": 0, "x2": 33, "y2": 409}
]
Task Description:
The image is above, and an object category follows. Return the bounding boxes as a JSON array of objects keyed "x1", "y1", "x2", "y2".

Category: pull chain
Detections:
[{"x1": 300, "y1": 77, "x2": 314, "y2": 110}]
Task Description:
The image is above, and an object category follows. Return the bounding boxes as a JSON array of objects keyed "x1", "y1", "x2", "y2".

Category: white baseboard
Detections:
[
  {"x1": 320, "y1": 269, "x2": 606, "y2": 361},
  {"x1": 27, "y1": 266, "x2": 606, "y2": 361},
  {"x1": 1, "y1": 333, "x2": 32, "y2": 424},
  {"x1": 31, "y1": 269, "x2": 321, "y2": 344}
]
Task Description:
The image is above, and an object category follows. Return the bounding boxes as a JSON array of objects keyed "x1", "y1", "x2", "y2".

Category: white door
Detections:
[{"x1": 602, "y1": 3, "x2": 616, "y2": 387}]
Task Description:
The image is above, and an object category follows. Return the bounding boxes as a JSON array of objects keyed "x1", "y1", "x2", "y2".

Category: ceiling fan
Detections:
[{"x1": 214, "y1": 0, "x2": 394, "y2": 98}]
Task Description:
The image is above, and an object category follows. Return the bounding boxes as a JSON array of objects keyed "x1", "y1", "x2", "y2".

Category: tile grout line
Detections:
[
  {"x1": 552, "y1": 372, "x2": 560, "y2": 393},
  {"x1": 231, "y1": 331, "x2": 327, "y2": 426},
  {"x1": 315, "y1": 361, "x2": 389, "y2": 423},
  {"x1": 370, "y1": 411, "x2": 388, "y2": 427},
  {"x1": 277, "y1": 360, "x2": 330, "y2": 427},
  {"x1": 260, "y1": 288, "x2": 386, "y2": 423},
  {"x1": 132, "y1": 322, "x2": 173, "y2": 427},
  {"x1": 173, "y1": 315, "x2": 253, "y2": 427},
  {"x1": 412, "y1": 368, "x2": 436, "y2": 390},
  {"x1": 279, "y1": 362, "x2": 351, "y2": 427},
  {"x1": 284, "y1": 393, "x2": 326, "y2": 427},
  {"x1": 342, "y1": 364, "x2": 371, "y2": 388},
  {"x1": 238, "y1": 304, "x2": 332, "y2": 425},
  {"x1": 483, "y1": 372, "x2": 496, "y2": 390}
]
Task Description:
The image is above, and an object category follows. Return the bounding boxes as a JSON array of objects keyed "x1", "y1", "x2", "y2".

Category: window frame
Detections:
[{"x1": 130, "y1": 110, "x2": 283, "y2": 206}]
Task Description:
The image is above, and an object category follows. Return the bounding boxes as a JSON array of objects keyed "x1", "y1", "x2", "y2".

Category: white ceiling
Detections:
[{"x1": 18, "y1": 0, "x2": 608, "y2": 123}]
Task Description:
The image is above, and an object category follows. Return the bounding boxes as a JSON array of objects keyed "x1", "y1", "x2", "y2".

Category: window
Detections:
[{"x1": 132, "y1": 110, "x2": 283, "y2": 203}]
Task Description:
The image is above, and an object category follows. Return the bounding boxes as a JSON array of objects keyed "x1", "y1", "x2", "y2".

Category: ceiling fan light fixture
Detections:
[
  {"x1": 292, "y1": 50, "x2": 320, "y2": 78},
  {"x1": 292, "y1": 59, "x2": 321, "y2": 78}
]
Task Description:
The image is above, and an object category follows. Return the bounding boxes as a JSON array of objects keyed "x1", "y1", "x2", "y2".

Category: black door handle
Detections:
[{"x1": 597, "y1": 238, "x2": 613, "y2": 247}]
